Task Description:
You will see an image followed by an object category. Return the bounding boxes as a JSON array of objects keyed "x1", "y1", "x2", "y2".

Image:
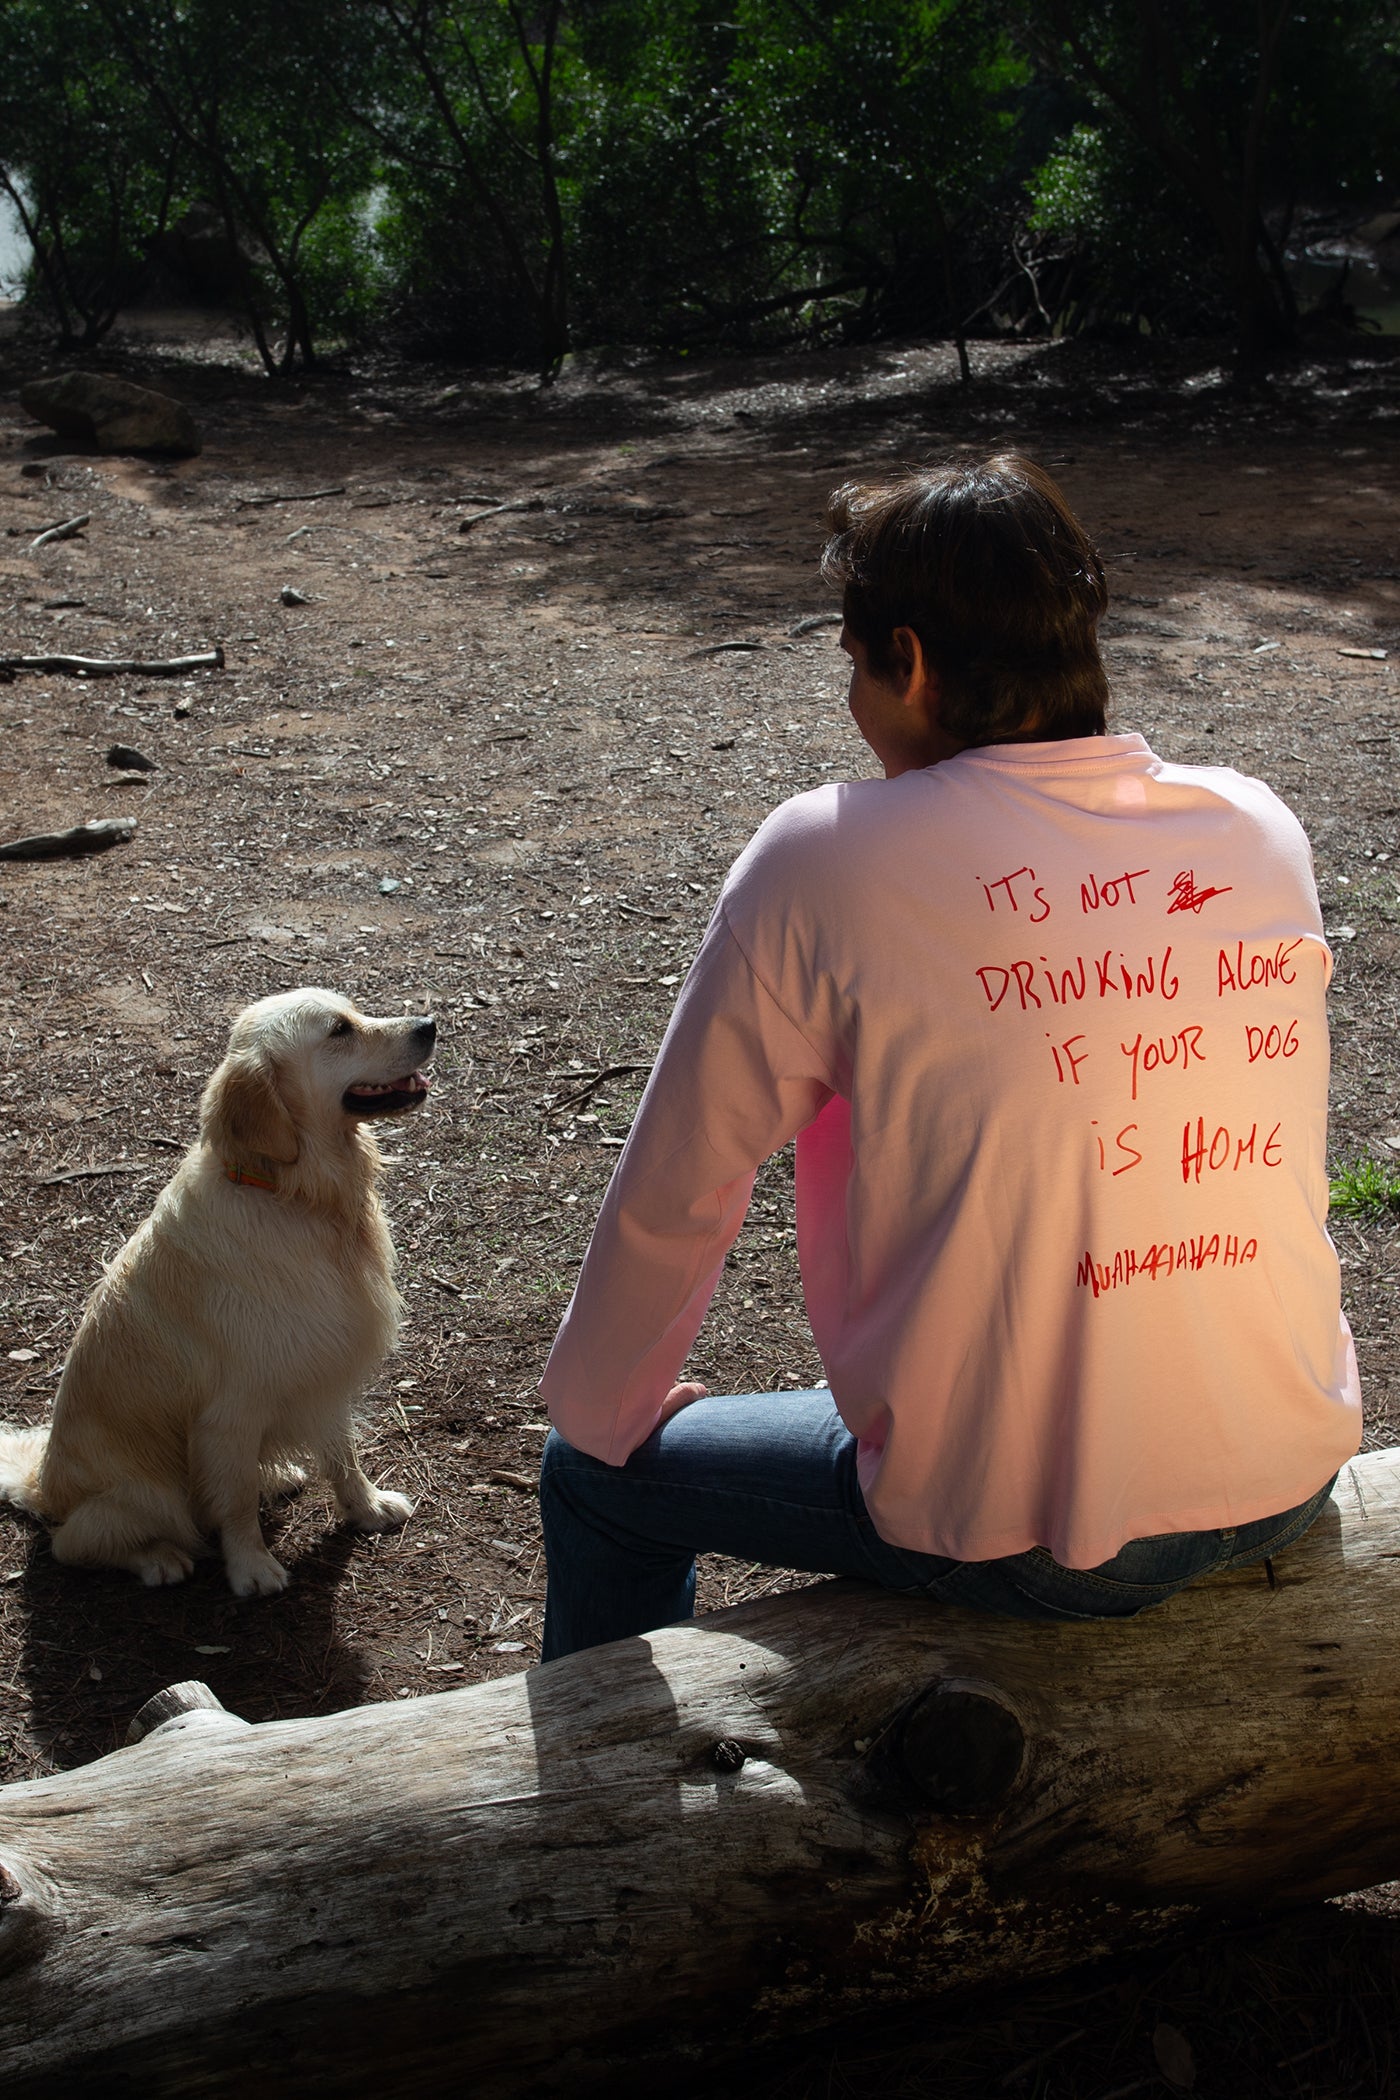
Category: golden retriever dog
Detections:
[{"x1": 0, "y1": 988, "x2": 434, "y2": 1596}]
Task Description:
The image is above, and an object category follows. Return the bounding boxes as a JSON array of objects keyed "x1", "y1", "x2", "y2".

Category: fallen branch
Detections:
[
  {"x1": 3, "y1": 1452, "x2": 1399, "y2": 2099},
  {"x1": 458, "y1": 498, "x2": 546, "y2": 531},
  {"x1": 32, "y1": 1161, "x2": 150, "y2": 1185},
  {"x1": 616, "y1": 901, "x2": 675, "y2": 923},
  {"x1": 0, "y1": 818, "x2": 136, "y2": 861},
  {"x1": 0, "y1": 649, "x2": 224, "y2": 679},
  {"x1": 235, "y1": 486, "x2": 346, "y2": 509},
  {"x1": 547, "y1": 1061, "x2": 652, "y2": 1114},
  {"x1": 29, "y1": 512, "x2": 90, "y2": 551}
]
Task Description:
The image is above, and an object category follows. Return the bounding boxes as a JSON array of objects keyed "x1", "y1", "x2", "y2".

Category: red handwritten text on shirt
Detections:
[
  {"x1": 979, "y1": 866, "x2": 1051, "y2": 921},
  {"x1": 1246, "y1": 1020, "x2": 1300, "y2": 1062},
  {"x1": 1048, "y1": 1035, "x2": 1090, "y2": 1084},
  {"x1": 1180, "y1": 1118, "x2": 1282, "y2": 1183},
  {"x1": 975, "y1": 946, "x2": 1178, "y2": 1013},
  {"x1": 1217, "y1": 939, "x2": 1301, "y2": 995},
  {"x1": 1121, "y1": 1024, "x2": 1207, "y2": 1101},
  {"x1": 1080, "y1": 867, "x2": 1150, "y2": 913},
  {"x1": 1091, "y1": 1121, "x2": 1144, "y2": 1174},
  {"x1": 1077, "y1": 1233, "x2": 1259, "y2": 1297}
]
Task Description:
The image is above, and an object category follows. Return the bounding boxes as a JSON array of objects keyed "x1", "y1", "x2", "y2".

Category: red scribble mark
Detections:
[{"x1": 1168, "y1": 869, "x2": 1234, "y2": 915}]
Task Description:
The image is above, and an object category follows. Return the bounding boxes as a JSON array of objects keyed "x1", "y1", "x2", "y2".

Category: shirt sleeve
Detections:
[{"x1": 539, "y1": 904, "x2": 837, "y2": 1463}]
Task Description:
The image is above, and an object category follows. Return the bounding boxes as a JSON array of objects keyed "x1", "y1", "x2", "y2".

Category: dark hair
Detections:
[{"x1": 821, "y1": 453, "x2": 1109, "y2": 744}]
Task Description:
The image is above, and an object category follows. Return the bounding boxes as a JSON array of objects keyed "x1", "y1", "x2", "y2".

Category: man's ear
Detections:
[
  {"x1": 891, "y1": 625, "x2": 941, "y2": 718},
  {"x1": 201, "y1": 1051, "x2": 300, "y2": 1165}
]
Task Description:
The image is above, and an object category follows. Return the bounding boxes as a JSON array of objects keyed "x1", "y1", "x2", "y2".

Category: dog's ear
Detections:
[{"x1": 201, "y1": 1051, "x2": 300, "y2": 1165}]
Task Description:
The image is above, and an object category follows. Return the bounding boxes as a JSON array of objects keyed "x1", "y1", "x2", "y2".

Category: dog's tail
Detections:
[{"x1": 0, "y1": 1425, "x2": 48, "y2": 1512}]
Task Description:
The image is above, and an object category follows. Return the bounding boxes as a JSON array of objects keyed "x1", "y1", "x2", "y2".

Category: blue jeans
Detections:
[{"x1": 538, "y1": 1389, "x2": 1335, "y2": 1662}]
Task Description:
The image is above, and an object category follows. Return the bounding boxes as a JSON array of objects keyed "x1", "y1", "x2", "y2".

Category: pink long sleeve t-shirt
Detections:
[{"x1": 541, "y1": 734, "x2": 1361, "y2": 1567}]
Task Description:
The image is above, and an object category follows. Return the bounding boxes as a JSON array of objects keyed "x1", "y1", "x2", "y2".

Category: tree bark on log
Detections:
[{"x1": 3, "y1": 1451, "x2": 1399, "y2": 2098}]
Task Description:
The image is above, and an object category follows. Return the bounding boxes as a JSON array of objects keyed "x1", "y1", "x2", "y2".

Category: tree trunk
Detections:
[{"x1": 3, "y1": 1451, "x2": 1399, "y2": 2098}]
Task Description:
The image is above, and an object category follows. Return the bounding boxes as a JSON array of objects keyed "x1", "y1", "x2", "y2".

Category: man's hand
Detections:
[{"x1": 661, "y1": 1380, "x2": 710, "y2": 1420}]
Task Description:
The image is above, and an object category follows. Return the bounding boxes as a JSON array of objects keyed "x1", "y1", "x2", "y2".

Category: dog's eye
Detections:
[{"x1": 329, "y1": 1018, "x2": 354, "y2": 1038}]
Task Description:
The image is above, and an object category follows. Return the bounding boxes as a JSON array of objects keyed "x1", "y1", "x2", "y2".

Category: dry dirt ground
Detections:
[{"x1": 0, "y1": 320, "x2": 1398, "y2": 2096}]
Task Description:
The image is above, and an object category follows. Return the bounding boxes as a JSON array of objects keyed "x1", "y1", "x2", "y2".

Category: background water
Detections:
[
  {"x1": 1289, "y1": 249, "x2": 1400, "y2": 336},
  {"x1": 0, "y1": 187, "x2": 29, "y2": 298}
]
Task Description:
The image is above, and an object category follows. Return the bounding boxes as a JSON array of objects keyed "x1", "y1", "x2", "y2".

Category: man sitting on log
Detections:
[{"x1": 537, "y1": 453, "x2": 1360, "y2": 1659}]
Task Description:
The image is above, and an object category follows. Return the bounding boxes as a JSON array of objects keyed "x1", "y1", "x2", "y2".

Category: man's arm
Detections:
[{"x1": 540, "y1": 908, "x2": 835, "y2": 1463}]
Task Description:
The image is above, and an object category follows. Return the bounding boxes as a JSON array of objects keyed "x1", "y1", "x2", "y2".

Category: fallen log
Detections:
[
  {"x1": 0, "y1": 647, "x2": 224, "y2": 678},
  {"x1": 2, "y1": 1450, "x2": 1399, "y2": 2099},
  {"x1": 0, "y1": 816, "x2": 136, "y2": 860}
]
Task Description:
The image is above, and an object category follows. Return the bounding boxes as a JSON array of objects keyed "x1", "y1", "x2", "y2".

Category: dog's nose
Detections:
[{"x1": 414, "y1": 1016, "x2": 437, "y2": 1052}]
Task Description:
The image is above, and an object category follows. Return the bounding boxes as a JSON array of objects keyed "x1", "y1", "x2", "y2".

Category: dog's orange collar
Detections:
[{"x1": 224, "y1": 1162, "x2": 279, "y2": 1192}]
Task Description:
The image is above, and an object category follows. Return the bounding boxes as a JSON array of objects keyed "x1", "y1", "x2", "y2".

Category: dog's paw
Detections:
[
  {"x1": 136, "y1": 1542, "x2": 195, "y2": 1587},
  {"x1": 225, "y1": 1548, "x2": 291, "y2": 1598},
  {"x1": 347, "y1": 1488, "x2": 414, "y2": 1533}
]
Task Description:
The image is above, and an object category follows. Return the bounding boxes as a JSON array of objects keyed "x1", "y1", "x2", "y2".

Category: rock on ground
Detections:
[{"x1": 18, "y1": 370, "x2": 202, "y2": 456}]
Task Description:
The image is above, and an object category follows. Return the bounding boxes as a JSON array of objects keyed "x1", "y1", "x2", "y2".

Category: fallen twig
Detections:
[
  {"x1": 548, "y1": 1062, "x2": 652, "y2": 1115},
  {"x1": 33, "y1": 1162, "x2": 149, "y2": 1186},
  {"x1": 0, "y1": 818, "x2": 136, "y2": 861},
  {"x1": 458, "y1": 497, "x2": 546, "y2": 531},
  {"x1": 235, "y1": 486, "x2": 345, "y2": 510},
  {"x1": 30, "y1": 512, "x2": 90, "y2": 551},
  {"x1": 0, "y1": 649, "x2": 224, "y2": 679}
]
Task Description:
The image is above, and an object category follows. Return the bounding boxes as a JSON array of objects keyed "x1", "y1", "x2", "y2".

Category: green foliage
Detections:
[
  {"x1": 1011, "y1": 0, "x2": 1400, "y2": 361},
  {"x1": 1026, "y1": 122, "x2": 1110, "y2": 240},
  {"x1": 1024, "y1": 118, "x2": 1231, "y2": 338},
  {"x1": 98, "y1": 0, "x2": 381, "y2": 367},
  {"x1": 1329, "y1": 1158, "x2": 1400, "y2": 1219},
  {"x1": 0, "y1": 0, "x2": 1392, "y2": 369},
  {"x1": 0, "y1": 0, "x2": 179, "y2": 344},
  {"x1": 567, "y1": 0, "x2": 1027, "y2": 350}
]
